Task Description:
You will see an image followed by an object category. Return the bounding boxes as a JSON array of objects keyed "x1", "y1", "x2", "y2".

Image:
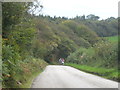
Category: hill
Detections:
[{"x1": 30, "y1": 16, "x2": 101, "y2": 63}]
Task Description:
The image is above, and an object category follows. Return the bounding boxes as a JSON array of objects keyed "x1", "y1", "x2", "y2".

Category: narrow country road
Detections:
[{"x1": 31, "y1": 65, "x2": 118, "y2": 88}]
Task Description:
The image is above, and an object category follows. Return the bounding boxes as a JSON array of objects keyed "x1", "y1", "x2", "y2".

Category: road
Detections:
[{"x1": 31, "y1": 65, "x2": 118, "y2": 88}]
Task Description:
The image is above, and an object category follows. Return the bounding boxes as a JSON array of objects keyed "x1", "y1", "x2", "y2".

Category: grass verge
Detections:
[
  {"x1": 19, "y1": 58, "x2": 48, "y2": 88},
  {"x1": 20, "y1": 69, "x2": 43, "y2": 88},
  {"x1": 65, "y1": 63, "x2": 120, "y2": 82},
  {"x1": 2, "y1": 58, "x2": 48, "y2": 88}
]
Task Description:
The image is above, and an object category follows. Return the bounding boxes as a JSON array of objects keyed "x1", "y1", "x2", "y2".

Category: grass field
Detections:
[
  {"x1": 65, "y1": 63, "x2": 119, "y2": 82},
  {"x1": 105, "y1": 36, "x2": 118, "y2": 43}
]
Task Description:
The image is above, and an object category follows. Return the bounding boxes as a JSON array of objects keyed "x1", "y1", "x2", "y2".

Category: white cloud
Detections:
[{"x1": 39, "y1": 0, "x2": 119, "y2": 19}]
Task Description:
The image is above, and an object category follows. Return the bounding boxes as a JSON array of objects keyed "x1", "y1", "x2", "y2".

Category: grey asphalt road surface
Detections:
[{"x1": 31, "y1": 65, "x2": 118, "y2": 88}]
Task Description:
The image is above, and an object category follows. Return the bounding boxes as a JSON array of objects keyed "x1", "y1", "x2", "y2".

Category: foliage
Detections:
[
  {"x1": 67, "y1": 47, "x2": 94, "y2": 64},
  {"x1": 2, "y1": 2, "x2": 32, "y2": 38},
  {"x1": 86, "y1": 14, "x2": 100, "y2": 20},
  {"x1": 67, "y1": 37, "x2": 118, "y2": 68},
  {"x1": 2, "y1": 55, "x2": 47, "y2": 88},
  {"x1": 2, "y1": 2, "x2": 47, "y2": 88}
]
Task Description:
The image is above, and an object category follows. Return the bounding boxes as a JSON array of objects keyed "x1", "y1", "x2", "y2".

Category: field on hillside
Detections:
[{"x1": 105, "y1": 36, "x2": 118, "y2": 43}]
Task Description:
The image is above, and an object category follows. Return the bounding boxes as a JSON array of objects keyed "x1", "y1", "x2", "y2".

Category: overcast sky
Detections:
[{"x1": 39, "y1": 0, "x2": 119, "y2": 19}]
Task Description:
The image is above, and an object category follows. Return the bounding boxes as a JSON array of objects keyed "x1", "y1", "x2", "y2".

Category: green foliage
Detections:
[
  {"x1": 9, "y1": 25, "x2": 36, "y2": 50},
  {"x1": 83, "y1": 19, "x2": 118, "y2": 37},
  {"x1": 2, "y1": 44, "x2": 22, "y2": 87},
  {"x1": 67, "y1": 47, "x2": 95, "y2": 64},
  {"x1": 2, "y1": 2, "x2": 48, "y2": 88},
  {"x1": 43, "y1": 38, "x2": 76, "y2": 63},
  {"x1": 94, "y1": 42, "x2": 118, "y2": 68},
  {"x1": 62, "y1": 20, "x2": 78, "y2": 30},
  {"x1": 86, "y1": 14, "x2": 100, "y2": 20},
  {"x1": 31, "y1": 39, "x2": 48, "y2": 59},
  {"x1": 2, "y1": 2, "x2": 31, "y2": 38},
  {"x1": 73, "y1": 15, "x2": 118, "y2": 37},
  {"x1": 2, "y1": 56, "x2": 47, "y2": 88},
  {"x1": 67, "y1": 39, "x2": 118, "y2": 68},
  {"x1": 61, "y1": 20, "x2": 99, "y2": 45},
  {"x1": 75, "y1": 25, "x2": 99, "y2": 45},
  {"x1": 58, "y1": 23, "x2": 91, "y2": 48},
  {"x1": 56, "y1": 38, "x2": 76, "y2": 58}
]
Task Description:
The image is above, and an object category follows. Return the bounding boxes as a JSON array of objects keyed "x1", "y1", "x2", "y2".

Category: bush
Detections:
[{"x1": 67, "y1": 40, "x2": 118, "y2": 69}]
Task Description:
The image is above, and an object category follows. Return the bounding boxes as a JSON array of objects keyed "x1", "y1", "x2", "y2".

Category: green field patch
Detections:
[
  {"x1": 105, "y1": 36, "x2": 118, "y2": 43},
  {"x1": 65, "y1": 63, "x2": 119, "y2": 82}
]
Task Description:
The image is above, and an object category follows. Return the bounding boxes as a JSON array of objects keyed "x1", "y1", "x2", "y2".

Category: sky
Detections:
[{"x1": 38, "y1": 0, "x2": 119, "y2": 20}]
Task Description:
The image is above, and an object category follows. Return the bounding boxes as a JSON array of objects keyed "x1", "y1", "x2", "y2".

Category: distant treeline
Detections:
[{"x1": 39, "y1": 14, "x2": 118, "y2": 37}]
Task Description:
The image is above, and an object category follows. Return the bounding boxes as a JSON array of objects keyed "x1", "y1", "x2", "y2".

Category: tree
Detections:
[
  {"x1": 81, "y1": 15, "x2": 86, "y2": 20},
  {"x1": 86, "y1": 14, "x2": 100, "y2": 20},
  {"x1": 105, "y1": 17, "x2": 116, "y2": 22},
  {"x1": 2, "y1": 2, "x2": 31, "y2": 38},
  {"x1": 74, "y1": 15, "x2": 85, "y2": 20}
]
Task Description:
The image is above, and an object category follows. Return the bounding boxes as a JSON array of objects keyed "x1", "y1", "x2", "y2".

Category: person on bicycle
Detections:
[{"x1": 61, "y1": 58, "x2": 65, "y2": 65}]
